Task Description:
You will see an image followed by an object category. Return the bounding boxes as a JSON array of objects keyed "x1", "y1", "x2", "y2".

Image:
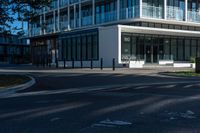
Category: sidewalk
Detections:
[{"x1": 0, "y1": 64, "x2": 193, "y2": 75}]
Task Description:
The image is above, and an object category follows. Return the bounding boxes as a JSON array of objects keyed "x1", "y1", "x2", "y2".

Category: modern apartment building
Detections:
[
  {"x1": 0, "y1": 34, "x2": 30, "y2": 64},
  {"x1": 29, "y1": 0, "x2": 200, "y2": 68}
]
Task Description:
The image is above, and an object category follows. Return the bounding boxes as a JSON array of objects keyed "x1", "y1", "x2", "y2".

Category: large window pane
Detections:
[
  {"x1": 67, "y1": 38, "x2": 72, "y2": 60},
  {"x1": 164, "y1": 39, "x2": 170, "y2": 60},
  {"x1": 197, "y1": 40, "x2": 200, "y2": 57},
  {"x1": 82, "y1": 36, "x2": 87, "y2": 60},
  {"x1": 93, "y1": 33, "x2": 98, "y2": 60},
  {"x1": 185, "y1": 39, "x2": 190, "y2": 61},
  {"x1": 121, "y1": 35, "x2": 131, "y2": 61},
  {"x1": 72, "y1": 37, "x2": 76, "y2": 60},
  {"x1": 77, "y1": 37, "x2": 81, "y2": 60},
  {"x1": 177, "y1": 39, "x2": 184, "y2": 61},
  {"x1": 87, "y1": 35, "x2": 92, "y2": 60},
  {"x1": 171, "y1": 39, "x2": 177, "y2": 61},
  {"x1": 191, "y1": 39, "x2": 197, "y2": 58}
]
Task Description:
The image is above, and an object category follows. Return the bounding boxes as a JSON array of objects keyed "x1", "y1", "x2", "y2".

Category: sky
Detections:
[{"x1": 10, "y1": 14, "x2": 28, "y2": 35}]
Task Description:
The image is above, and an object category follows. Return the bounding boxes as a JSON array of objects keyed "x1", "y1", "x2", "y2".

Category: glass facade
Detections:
[
  {"x1": 30, "y1": 0, "x2": 141, "y2": 37},
  {"x1": 121, "y1": 33, "x2": 200, "y2": 63},
  {"x1": 60, "y1": 31, "x2": 98, "y2": 61},
  {"x1": 142, "y1": 0, "x2": 164, "y2": 19},
  {"x1": 30, "y1": 0, "x2": 200, "y2": 37}
]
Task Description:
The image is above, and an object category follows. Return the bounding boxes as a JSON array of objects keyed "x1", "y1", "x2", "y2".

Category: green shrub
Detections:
[{"x1": 190, "y1": 57, "x2": 196, "y2": 63}]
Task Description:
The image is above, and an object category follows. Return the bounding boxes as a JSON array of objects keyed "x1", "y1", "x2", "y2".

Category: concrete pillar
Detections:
[
  {"x1": 57, "y1": 0, "x2": 60, "y2": 31},
  {"x1": 40, "y1": 15, "x2": 43, "y2": 35},
  {"x1": 74, "y1": 4, "x2": 76, "y2": 28},
  {"x1": 53, "y1": 10, "x2": 56, "y2": 33},
  {"x1": 92, "y1": 0, "x2": 95, "y2": 25},
  {"x1": 185, "y1": 0, "x2": 188, "y2": 21},
  {"x1": 164, "y1": 0, "x2": 167, "y2": 19},
  {"x1": 44, "y1": 13, "x2": 46, "y2": 34},
  {"x1": 139, "y1": 0, "x2": 143, "y2": 18},
  {"x1": 68, "y1": 5, "x2": 70, "y2": 29},
  {"x1": 79, "y1": 3, "x2": 81, "y2": 27},
  {"x1": 117, "y1": 0, "x2": 120, "y2": 20}
]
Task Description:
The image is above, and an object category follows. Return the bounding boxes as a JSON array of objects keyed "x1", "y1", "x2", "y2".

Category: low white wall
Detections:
[
  {"x1": 129, "y1": 60, "x2": 145, "y2": 68},
  {"x1": 173, "y1": 63, "x2": 192, "y2": 68},
  {"x1": 159, "y1": 60, "x2": 174, "y2": 65}
]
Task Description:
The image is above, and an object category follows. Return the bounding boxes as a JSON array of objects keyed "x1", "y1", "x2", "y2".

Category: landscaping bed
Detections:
[
  {"x1": 0, "y1": 74, "x2": 31, "y2": 88},
  {"x1": 165, "y1": 71, "x2": 200, "y2": 77}
]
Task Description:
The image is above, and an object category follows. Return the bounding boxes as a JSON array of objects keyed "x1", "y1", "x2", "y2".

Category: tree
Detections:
[{"x1": 0, "y1": 0, "x2": 52, "y2": 35}]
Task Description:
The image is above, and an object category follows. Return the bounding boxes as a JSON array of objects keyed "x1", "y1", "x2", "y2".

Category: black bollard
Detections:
[
  {"x1": 43, "y1": 57, "x2": 45, "y2": 68},
  {"x1": 91, "y1": 59, "x2": 93, "y2": 69},
  {"x1": 64, "y1": 58, "x2": 66, "y2": 69},
  {"x1": 100, "y1": 58, "x2": 103, "y2": 70},
  {"x1": 36, "y1": 58, "x2": 39, "y2": 67},
  {"x1": 81, "y1": 58, "x2": 83, "y2": 68},
  {"x1": 112, "y1": 58, "x2": 115, "y2": 71},
  {"x1": 72, "y1": 58, "x2": 74, "y2": 68},
  {"x1": 56, "y1": 59, "x2": 58, "y2": 68}
]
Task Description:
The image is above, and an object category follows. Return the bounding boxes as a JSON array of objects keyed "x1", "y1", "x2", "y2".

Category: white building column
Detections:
[
  {"x1": 53, "y1": 10, "x2": 56, "y2": 33},
  {"x1": 40, "y1": 15, "x2": 42, "y2": 35},
  {"x1": 139, "y1": 0, "x2": 143, "y2": 18},
  {"x1": 164, "y1": 0, "x2": 167, "y2": 19},
  {"x1": 67, "y1": 5, "x2": 70, "y2": 29},
  {"x1": 185, "y1": 0, "x2": 188, "y2": 21},
  {"x1": 79, "y1": 2, "x2": 81, "y2": 27},
  {"x1": 44, "y1": 13, "x2": 46, "y2": 34},
  {"x1": 74, "y1": 4, "x2": 76, "y2": 28},
  {"x1": 57, "y1": 0, "x2": 60, "y2": 31},
  {"x1": 92, "y1": 0, "x2": 95, "y2": 25},
  {"x1": 117, "y1": 0, "x2": 120, "y2": 20}
]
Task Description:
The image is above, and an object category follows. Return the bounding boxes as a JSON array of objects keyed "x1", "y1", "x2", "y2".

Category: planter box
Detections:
[
  {"x1": 159, "y1": 60, "x2": 174, "y2": 65},
  {"x1": 173, "y1": 63, "x2": 191, "y2": 68},
  {"x1": 129, "y1": 60, "x2": 145, "y2": 68}
]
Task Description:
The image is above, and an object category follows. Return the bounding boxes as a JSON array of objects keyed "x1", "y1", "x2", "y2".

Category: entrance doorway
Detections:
[{"x1": 145, "y1": 45, "x2": 158, "y2": 63}]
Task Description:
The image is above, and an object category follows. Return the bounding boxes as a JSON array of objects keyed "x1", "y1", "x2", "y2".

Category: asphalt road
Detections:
[{"x1": 1, "y1": 70, "x2": 200, "y2": 133}]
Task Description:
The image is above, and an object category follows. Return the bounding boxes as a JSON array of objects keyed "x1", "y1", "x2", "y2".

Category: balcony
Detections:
[
  {"x1": 142, "y1": 5, "x2": 163, "y2": 19},
  {"x1": 96, "y1": 10, "x2": 117, "y2": 24},
  {"x1": 82, "y1": 16, "x2": 92, "y2": 26},
  {"x1": 60, "y1": 21, "x2": 69, "y2": 31},
  {"x1": 46, "y1": 24, "x2": 54, "y2": 33},
  {"x1": 167, "y1": 6, "x2": 184, "y2": 21},
  {"x1": 120, "y1": 6, "x2": 139, "y2": 20},
  {"x1": 31, "y1": 28, "x2": 40, "y2": 36},
  {"x1": 60, "y1": 0, "x2": 68, "y2": 7},
  {"x1": 188, "y1": 10, "x2": 200, "y2": 23}
]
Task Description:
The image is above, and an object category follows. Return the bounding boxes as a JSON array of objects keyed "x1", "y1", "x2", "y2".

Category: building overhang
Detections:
[{"x1": 118, "y1": 25, "x2": 200, "y2": 38}]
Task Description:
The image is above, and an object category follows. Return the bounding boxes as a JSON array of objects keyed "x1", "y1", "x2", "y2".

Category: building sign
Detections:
[{"x1": 123, "y1": 36, "x2": 131, "y2": 43}]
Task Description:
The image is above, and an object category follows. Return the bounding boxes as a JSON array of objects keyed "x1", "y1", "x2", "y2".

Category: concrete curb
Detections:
[{"x1": 0, "y1": 75, "x2": 36, "y2": 96}]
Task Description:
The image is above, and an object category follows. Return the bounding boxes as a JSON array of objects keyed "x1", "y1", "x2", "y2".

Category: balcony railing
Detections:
[
  {"x1": 60, "y1": 21, "x2": 69, "y2": 31},
  {"x1": 31, "y1": 28, "x2": 40, "y2": 36},
  {"x1": 46, "y1": 24, "x2": 54, "y2": 33},
  {"x1": 120, "y1": 6, "x2": 139, "y2": 20},
  {"x1": 188, "y1": 10, "x2": 200, "y2": 22},
  {"x1": 82, "y1": 16, "x2": 92, "y2": 26},
  {"x1": 96, "y1": 10, "x2": 117, "y2": 24},
  {"x1": 142, "y1": 5, "x2": 163, "y2": 19},
  {"x1": 167, "y1": 6, "x2": 184, "y2": 21},
  {"x1": 60, "y1": 0, "x2": 68, "y2": 7}
]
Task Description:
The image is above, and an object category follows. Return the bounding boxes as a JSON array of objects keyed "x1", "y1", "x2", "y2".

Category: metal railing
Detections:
[
  {"x1": 167, "y1": 6, "x2": 184, "y2": 21},
  {"x1": 188, "y1": 10, "x2": 200, "y2": 22},
  {"x1": 142, "y1": 5, "x2": 163, "y2": 19}
]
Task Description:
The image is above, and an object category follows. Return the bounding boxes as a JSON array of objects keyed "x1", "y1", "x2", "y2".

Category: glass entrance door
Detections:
[
  {"x1": 145, "y1": 45, "x2": 158, "y2": 63},
  {"x1": 153, "y1": 45, "x2": 158, "y2": 63},
  {"x1": 146, "y1": 45, "x2": 151, "y2": 63}
]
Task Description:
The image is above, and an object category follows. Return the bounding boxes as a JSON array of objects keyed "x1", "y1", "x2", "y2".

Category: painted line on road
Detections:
[{"x1": 1, "y1": 80, "x2": 200, "y2": 99}]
